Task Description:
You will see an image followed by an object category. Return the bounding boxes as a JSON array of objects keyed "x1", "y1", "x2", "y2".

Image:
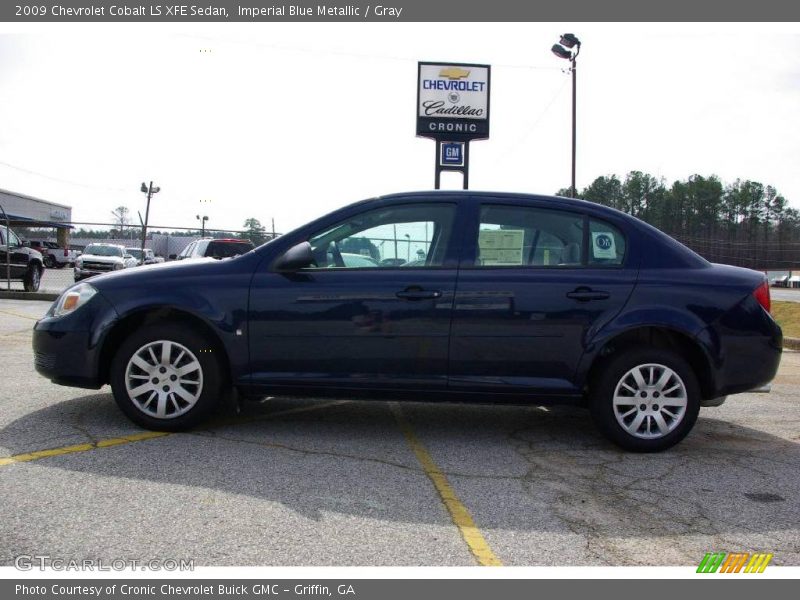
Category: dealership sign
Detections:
[{"x1": 417, "y1": 62, "x2": 491, "y2": 140}]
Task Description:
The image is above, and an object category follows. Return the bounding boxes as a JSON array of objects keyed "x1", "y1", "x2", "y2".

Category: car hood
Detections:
[
  {"x1": 80, "y1": 254, "x2": 124, "y2": 263},
  {"x1": 85, "y1": 256, "x2": 222, "y2": 287}
]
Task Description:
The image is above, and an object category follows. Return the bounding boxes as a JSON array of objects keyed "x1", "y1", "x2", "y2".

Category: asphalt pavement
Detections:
[{"x1": 1, "y1": 299, "x2": 798, "y2": 566}]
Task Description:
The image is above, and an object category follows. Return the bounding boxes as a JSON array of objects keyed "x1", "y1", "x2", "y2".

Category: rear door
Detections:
[{"x1": 449, "y1": 198, "x2": 637, "y2": 395}]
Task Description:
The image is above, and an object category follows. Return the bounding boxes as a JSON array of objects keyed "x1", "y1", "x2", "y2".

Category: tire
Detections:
[
  {"x1": 589, "y1": 346, "x2": 701, "y2": 452},
  {"x1": 43, "y1": 256, "x2": 54, "y2": 269},
  {"x1": 23, "y1": 264, "x2": 42, "y2": 292},
  {"x1": 110, "y1": 324, "x2": 226, "y2": 431}
]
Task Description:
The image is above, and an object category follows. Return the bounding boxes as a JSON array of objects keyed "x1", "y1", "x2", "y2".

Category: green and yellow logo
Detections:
[{"x1": 697, "y1": 552, "x2": 773, "y2": 573}]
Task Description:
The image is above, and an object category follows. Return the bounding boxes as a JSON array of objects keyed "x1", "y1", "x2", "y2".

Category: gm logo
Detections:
[
  {"x1": 440, "y1": 142, "x2": 465, "y2": 167},
  {"x1": 697, "y1": 552, "x2": 773, "y2": 573}
]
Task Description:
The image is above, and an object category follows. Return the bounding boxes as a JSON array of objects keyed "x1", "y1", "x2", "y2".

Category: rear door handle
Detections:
[
  {"x1": 566, "y1": 288, "x2": 610, "y2": 301},
  {"x1": 396, "y1": 289, "x2": 442, "y2": 300}
]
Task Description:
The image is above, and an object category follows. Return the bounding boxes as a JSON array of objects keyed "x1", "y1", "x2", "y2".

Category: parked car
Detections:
[
  {"x1": 33, "y1": 192, "x2": 782, "y2": 451},
  {"x1": 28, "y1": 240, "x2": 80, "y2": 268},
  {"x1": 0, "y1": 227, "x2": 44, "y2": 291},
  {"x1": 174, "y1": 238, "x2": 255, "y2": 261},
  {"x1": 73, "y1": 243, "x2": 138, "y2": 281},
  {"x1": 340, "y1": 253, "x2": 379, "y2": 268},
  {"x1": 126, "y1": 247, "x2": 164, "y2": 266}
]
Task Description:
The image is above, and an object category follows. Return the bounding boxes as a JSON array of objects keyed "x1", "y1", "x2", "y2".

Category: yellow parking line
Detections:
[
  {"x1": 0, "y1": 431, "x2": 170, "y2": 467},
  {"x1": 390, "y1": 403, "x2": 503, "y2": 567},
  {"x1": 0, "y1": 399, "x2": 348, "y2": 468}
]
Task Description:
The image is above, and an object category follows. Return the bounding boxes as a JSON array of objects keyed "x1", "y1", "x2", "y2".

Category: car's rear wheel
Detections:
[
  {"x1": 590, "y1": 346, "x2": 700, "y2": 452},
  {"x1": 23, "y1": 264, "x2": 41, "y2": 292},
  {"x1": 43, "y1": 256, "x2": 54, "y2": 268},
  {"x1": 110, "y1": 324, "x2": 224, "y2": 430}
]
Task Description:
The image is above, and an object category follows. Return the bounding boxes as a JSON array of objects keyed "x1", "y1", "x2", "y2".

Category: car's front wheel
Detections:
[
  {"x1": 110, "y1": 324, "x2": 225, "y2": 430},
  {"x1": 590, "y1": 346, "x2": 701, "y2": 452}
]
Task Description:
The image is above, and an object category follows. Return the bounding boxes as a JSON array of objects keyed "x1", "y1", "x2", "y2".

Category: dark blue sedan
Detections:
[{"x1": 32, "y1": 192, "x2": 782, "y2": 451}]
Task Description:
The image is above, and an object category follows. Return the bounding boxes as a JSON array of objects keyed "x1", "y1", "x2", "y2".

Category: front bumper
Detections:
[{"x1": 32, "y1": 292, "x2": 118, "y2": 389}]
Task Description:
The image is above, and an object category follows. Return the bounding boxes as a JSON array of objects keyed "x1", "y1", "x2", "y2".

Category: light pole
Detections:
[
  {"x1": 551, "y1": 33, "x2": 581, "y2": 198},
  {"x1": 196, "y1": 215, "x2": 209, "y2": 237},
  {"x1": 404, "y1": 233, "x2": 411, "y2": 262},
  {"x1": 139, "y1": 181, "x2": 160, "y2": 257}
]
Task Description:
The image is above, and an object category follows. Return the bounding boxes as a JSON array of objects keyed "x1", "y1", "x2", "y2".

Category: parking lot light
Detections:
[
  {"x1": 551, "y1": 33, "x2": 581, "y2": 198},
  {"x1": 197, "y1": 215, "x2": 209, "y2": 237},
  {"x1": 139, "y1": 181, "x2": 160, "y2": 258}
]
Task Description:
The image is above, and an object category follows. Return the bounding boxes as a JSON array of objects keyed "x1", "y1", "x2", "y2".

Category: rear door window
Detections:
[
  {"x1": 588, "y1": 219, "x2": 626, "y2": 266},
  {"x1": 475, "y1": 205, "x2": 585, "y2": 267}
]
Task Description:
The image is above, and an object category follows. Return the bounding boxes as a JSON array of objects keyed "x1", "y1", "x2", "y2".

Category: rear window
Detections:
[
  {"x1": 205, "y1": 241, "x2": 254, "y2": 259},
  {"x1": 588, "y1": 219, "x2": 626, "y2": 266}
]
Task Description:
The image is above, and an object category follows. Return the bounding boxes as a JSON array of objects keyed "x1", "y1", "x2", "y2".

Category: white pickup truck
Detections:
[{"x1": 28, "y1": 240, "x2": 81, "y2": 268}]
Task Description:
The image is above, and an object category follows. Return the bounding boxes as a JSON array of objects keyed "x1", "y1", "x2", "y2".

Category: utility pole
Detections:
[{"x1": 140, "y1": 181, "x2": 160, "y2": 257}]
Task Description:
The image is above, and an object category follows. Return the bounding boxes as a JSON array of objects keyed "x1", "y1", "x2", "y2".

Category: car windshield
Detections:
[
  {"x1": 126, "y1": 249, "x2": 143, "y2": 258},
  {"x1": 84, "y1": 245, "x2": 123, "y2": 257}
]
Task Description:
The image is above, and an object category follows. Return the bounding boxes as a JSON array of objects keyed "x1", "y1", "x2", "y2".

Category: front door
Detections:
[{"x1": 248, "y1": 201, "x2": 461, "y2": 392}]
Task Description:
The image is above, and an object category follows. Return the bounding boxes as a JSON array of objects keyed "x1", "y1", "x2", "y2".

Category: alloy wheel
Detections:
[
  {"x1": 124, "y1": 340, "x2": 203, "y2": 419},
  {"x1": 612, "y1": 363, "x2": 688, "y2": 439}
]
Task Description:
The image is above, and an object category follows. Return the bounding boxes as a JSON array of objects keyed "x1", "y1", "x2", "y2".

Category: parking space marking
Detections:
[
  {"x1": 390, "y1": 403, "x2": 503, "y2": 567},
  {"x1": 0, "y1": 431, "x2": 170, "y2": 467},
  {"x1": 0, "y1": 400, "x2": 348, "y2": 468}
]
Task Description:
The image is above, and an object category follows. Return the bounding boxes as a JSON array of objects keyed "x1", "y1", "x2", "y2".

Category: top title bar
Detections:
[{"x1": 3, "y1": 0, "x2": 800, "y2": 22}]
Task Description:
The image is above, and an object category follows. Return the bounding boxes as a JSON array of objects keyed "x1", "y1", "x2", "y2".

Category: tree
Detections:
[
  {"x1": 242, "y1": 218, "x2": 267, "y2": 246},
  {"x1": 110, "y1": 206, "x2": 131, "y2": 239}
]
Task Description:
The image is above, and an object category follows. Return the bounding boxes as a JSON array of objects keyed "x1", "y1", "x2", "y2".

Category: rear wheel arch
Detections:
[
  {"x1": 99, "y1": 307, "x2": 232, "y2": 386},
  {"x1": 585, "y1": 326, "x2": 715, "y2": 401}
]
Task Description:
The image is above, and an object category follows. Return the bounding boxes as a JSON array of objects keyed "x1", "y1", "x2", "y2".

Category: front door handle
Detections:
[
  {"x1": 396, "y1": 288, "x2": 442, "y2": 301},
  {"x1": 566, "y1": 287, "x2": 610, "y2": 301}
]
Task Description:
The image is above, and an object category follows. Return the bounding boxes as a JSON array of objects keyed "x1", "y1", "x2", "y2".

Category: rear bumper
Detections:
[{"x1": 699, "y1": 299, "x2": 783, "y2": 398}]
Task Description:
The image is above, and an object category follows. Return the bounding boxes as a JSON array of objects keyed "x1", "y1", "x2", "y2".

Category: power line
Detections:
[{"x1": 0, "y1": 160, "x2": 128, "y2": 193}]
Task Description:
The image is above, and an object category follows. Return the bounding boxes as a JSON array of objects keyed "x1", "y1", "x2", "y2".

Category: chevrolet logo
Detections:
[{"x1": 439, "y1": 67, "x2": 470, "y2": 80}]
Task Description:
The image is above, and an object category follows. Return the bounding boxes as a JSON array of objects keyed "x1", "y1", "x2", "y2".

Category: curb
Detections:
[
  {"x1": 0, "y1": 290, "x2": 59, "y2": 302},
  {"x1": 784, "y1": 337, "x2": 800, "y2": 351}
]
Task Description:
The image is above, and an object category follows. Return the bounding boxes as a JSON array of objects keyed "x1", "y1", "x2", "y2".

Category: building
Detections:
[{"x1": 0, "y1": 188, "x2": 73, "y2": 246}]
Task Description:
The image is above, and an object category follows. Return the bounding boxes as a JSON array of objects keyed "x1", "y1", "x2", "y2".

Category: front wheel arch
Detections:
[{"x1": 98, "y1": 307, "x2": 232, "y2": 387}]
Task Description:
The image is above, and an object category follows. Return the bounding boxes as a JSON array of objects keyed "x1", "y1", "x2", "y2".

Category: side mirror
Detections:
[
  {"x1": 22, "y1": 240, "x2": 30, "y2": 247},
  {"x1": 273, "y1": 241, "x2": 314, "y2": 272}
]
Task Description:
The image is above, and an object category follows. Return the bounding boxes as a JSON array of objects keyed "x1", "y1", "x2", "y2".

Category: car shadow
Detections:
[{"x1": 1, "y1": 392, "x2": 798, "y2": 543}]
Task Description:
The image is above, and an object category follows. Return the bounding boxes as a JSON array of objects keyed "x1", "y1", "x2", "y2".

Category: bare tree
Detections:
[{"x1": 110, "y1": 206, "x2": 130, "y2": 239}]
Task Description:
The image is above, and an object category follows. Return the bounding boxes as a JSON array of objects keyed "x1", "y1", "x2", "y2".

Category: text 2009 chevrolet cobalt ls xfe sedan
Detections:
[{"x1": 33, "y1": 192, "x2": 782, "y2": 451}]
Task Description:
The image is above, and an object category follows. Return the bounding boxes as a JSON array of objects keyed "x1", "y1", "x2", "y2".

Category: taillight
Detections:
[
  {"x1": 753, "y1": 281, "x2": 771, "y2": 313},
  {"x1": 64, "y1": 248, "x2": 68, "y2": 256}
]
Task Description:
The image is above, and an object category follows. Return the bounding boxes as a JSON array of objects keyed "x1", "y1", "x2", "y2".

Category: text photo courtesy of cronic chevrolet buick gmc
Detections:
[{"x1": 33, "y1": 192, "x2": 782, "y2": 452}]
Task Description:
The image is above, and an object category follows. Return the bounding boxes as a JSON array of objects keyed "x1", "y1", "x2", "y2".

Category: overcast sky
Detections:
[{"x1": 0, "y1": 22, "x2": 798, "y2": 234}]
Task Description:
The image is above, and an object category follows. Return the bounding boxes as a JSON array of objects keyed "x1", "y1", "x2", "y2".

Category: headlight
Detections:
[
  {"x1": 52, "y1": 283, "x2": 97, "y2": 318},
  {"x1": 114, "y1": 263, "x2": 124, "y2": 270}
]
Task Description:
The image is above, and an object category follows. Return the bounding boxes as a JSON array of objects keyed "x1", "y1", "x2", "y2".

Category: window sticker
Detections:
[
  {"x1": 478, "y1": 229, "x2": 524, "y2": 265},
  {"x1": 592, "y1": 231, "x2": 617, "y2": 259}
]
